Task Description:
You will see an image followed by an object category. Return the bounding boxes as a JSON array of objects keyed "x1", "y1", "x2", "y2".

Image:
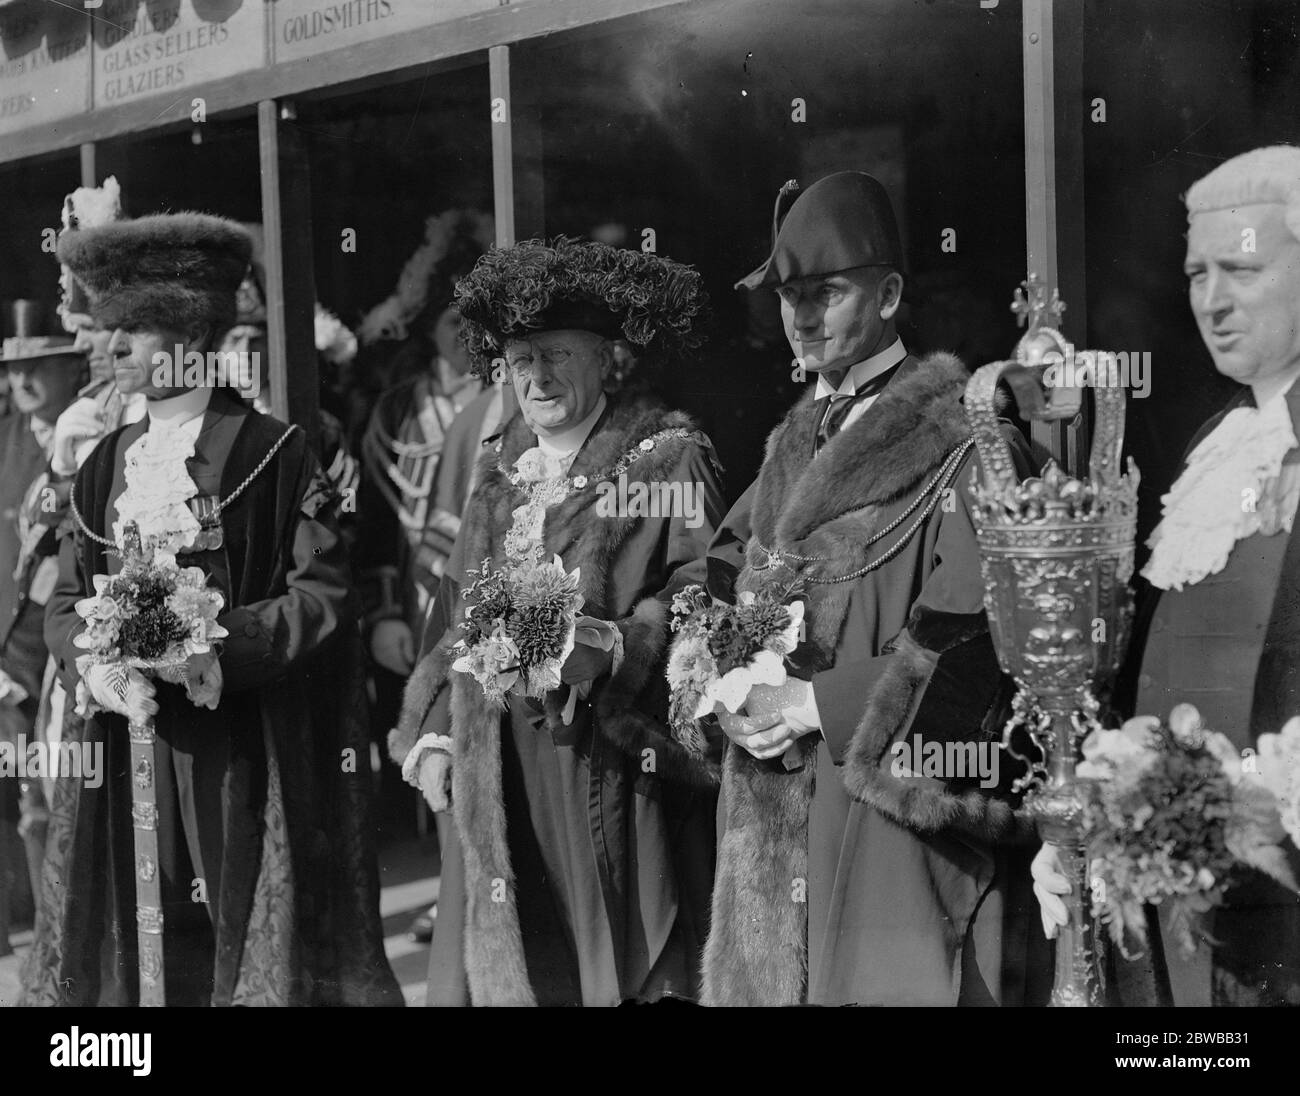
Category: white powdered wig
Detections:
[{"x1": 1186, "y1": 146, "x2": 1300, "y2": 239}]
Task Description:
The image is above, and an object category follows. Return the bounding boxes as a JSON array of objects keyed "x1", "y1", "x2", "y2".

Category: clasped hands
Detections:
[
  {"x1": 79, "y1": 650, "x2": 223, "y2": 724},
  {"x1": 716, "y1": 679, "x2": 821, "y2": 760}
]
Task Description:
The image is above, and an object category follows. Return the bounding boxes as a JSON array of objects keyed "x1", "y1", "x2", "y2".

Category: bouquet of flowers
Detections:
[
  {"x1": 72, "y1": 522, "x2": 228, "y2": 715},
  {"x1": 1079, "y1": 703, "x2": 1300, "y2": 958},
  {"x1": 665, "y1": 583, "x2": 805, "y2": 756},
  {"x1": 451, "y1": 554, "x2": 586, "y2": 707}
]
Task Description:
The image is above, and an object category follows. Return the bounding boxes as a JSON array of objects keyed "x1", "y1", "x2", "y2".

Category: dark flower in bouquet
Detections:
[
  {"x1": 451, "y1": 554, "x2": 585, "y2": 705},
  {"x1": 72, "y1": 531, "x2": 229, "y2": 716}
]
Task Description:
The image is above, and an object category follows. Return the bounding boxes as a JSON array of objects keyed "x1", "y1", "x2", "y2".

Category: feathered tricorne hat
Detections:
[
  {"x1": 56, "y1": 212, "x2": 253, "y2": 335},
  {"x1": 454, "y1": 237, "x2": 709, "y2": 377}
]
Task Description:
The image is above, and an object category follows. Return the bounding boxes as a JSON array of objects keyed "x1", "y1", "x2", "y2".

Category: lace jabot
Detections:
[
  {"x1": 1144, "y1": 393, "x2": 1300, "y2": 591},
  {"x1": 112, "y1": 420, "x2": 202, "y2": 554}
]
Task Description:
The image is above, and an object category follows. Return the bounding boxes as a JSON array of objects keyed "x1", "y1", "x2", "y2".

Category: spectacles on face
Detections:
[{"x1": 507, "y1": 344, "x2": 581, "y2": 376}]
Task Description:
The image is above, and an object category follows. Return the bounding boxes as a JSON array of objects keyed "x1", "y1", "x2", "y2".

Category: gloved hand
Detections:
[
  {"x1": 717, "y1": 708, "x2": 795, "y2": 760},
  {"x1": 80, "y1": 662, "x2": 158, "y2": 724},
  {"x1": 185, "y1": 650, "x2": 223, "y2": 710},
  {"x1": 1031, "y1": 843, "x2": 1071, "y2": 939},
  {"x1": 0, "y1": 666, "x2": 29, "y2": 707},
  {"x1": 51, "y1": 399, "x2": 106, "y2": 478},
  {"x1": 416, "y1": 749, "x2": 452, "y2": 813},
  {"x1": 370, "y1": 619, "x2": 415, "y2": 675}
]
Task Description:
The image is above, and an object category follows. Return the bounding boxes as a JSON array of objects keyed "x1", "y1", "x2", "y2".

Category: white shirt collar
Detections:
[
  {"x1": 814, "y1": 338, "x2": 907, "y2": 400},
  {"x1": 537, "y1": 393, "x2": 607, "y2": 460},
  {"x1": 147, "y1": 386, "x2": 212, "y2": 439}
]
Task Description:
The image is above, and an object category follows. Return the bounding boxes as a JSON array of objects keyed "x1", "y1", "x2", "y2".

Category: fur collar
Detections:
[{"x1": 748, "y1": 352, "x2": 972, "y2": 553}]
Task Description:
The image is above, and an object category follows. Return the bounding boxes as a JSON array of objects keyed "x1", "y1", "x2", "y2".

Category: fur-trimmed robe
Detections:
[
  {"x1": 702, "y1": 352, "x2": 1036, "y2": 1006},
  {"x1": 22, "y1": 391, "x2": 402, "y2": 1007},
  {"x1": 392, "y1": 392, "x2": 726, "y2": 1006}
]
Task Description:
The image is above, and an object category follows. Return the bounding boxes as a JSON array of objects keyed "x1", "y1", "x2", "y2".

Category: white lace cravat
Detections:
[
  {"x1": 1143, "y1": 394, "x2": 1300, "y2": 591},
  {"x1": 113, "y1": 421, "x2": 202, "y2": 554}
]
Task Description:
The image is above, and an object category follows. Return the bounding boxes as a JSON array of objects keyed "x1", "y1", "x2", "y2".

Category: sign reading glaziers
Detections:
[{"x1": 92, "y1": 0, "x2": 263, "y2": 107}]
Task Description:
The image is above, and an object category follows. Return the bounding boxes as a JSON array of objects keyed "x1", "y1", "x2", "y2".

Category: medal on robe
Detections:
[{"x1": 184, "y1": 495, "x2": 224, "y2": 552}]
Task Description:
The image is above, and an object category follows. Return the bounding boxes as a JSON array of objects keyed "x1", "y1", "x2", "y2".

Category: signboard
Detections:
[
  {"x1": 272, "y1": 0, "x2": 509, "y2": 64},
  {"x1": 92, "y1": 0, "x2": 265, "y2": 108},
  {"x1": 0, "y1": 4, "x2": 92, "y2": 135}
]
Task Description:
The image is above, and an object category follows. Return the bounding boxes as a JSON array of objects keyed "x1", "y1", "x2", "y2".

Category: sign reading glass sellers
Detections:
[
  {"x1": 273, "y1": 0, "x2": 510, "y2": 64},
  {"x1": 93, "y1": 0, "x2": 264, "y2": 108},
  {"x1": 0, "y1": 4, "x2": 91, "y2": 134}
]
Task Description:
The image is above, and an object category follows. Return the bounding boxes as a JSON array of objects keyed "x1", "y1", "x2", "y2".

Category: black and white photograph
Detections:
[{"x1": 0, "y1": 0, "x2": 1296, "y2": 1075}]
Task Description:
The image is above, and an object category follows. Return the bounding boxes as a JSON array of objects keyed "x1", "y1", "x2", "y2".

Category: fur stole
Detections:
[
  {"x1": 392, "y1": 391, "x2": 719, "y2": 1005},
  {"x1": 703, "y1": 353, "x2": 1029, "y2": 1006}
]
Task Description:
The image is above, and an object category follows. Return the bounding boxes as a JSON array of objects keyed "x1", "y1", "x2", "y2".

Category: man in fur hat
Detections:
[
  {"x1": 391, "y1": 238, "x2": 725, "y2": 1005},
  {"x1": 22, "y1": 212, "x2": 401, "y2": 1006},
  {"x1": 1035, "y1": 146, "x2": 1300, "y2": 1007},
  {"x1": 699, "y1": 171, "x2": 1033, "y2": 1006}
]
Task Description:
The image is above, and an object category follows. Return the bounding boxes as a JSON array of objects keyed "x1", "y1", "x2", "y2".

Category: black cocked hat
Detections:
[{"x1": 737, "y1": 171, "x2": 903, "y2": 290}]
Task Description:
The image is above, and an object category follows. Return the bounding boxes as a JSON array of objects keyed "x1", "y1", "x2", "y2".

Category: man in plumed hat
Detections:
[
  {"x1": 391, "y1": 237, "x2": 726, "y2": 1005},
  {"x1": 1036, "y1": 146, "x2": 1300, "y2": 1007},
  {"x1": 22, "y1": 211, "x2": 401, "y2": 1006},
  {"x1": 698, "y1": 171, "x2": 1033, "y2": 1006}
]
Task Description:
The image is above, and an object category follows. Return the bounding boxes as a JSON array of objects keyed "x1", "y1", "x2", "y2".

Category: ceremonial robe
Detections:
[
  {"x1": 392, "y1": 391, "x2": 725, "y2": 1006},
  {"x1": 21, "y1": 391, "x2": 402, "y2": 1006},
  {"x1": 702, "y1": 352, "x2": 1036, "y2": 1006}
]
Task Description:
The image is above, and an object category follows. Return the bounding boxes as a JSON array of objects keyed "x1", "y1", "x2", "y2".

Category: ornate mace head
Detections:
[{"x1": 964, "y1": 277, "x2": 1140, "y2": 704}]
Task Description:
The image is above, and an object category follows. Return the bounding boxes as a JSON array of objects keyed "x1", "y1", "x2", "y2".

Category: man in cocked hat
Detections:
[
  {"x1": 23, "y1": 211, "x2": 401, "y2": 1006},
  {"x1": 391, "y1": 237, "x2": 726, "y2": 1005},
  {"x1": 699, "y1": 171, "x2": 1034, "y2": 1006}
]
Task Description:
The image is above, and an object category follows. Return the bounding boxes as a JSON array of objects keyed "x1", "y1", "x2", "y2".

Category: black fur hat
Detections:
[{"x1": 56, "y1": 212, "x2": 253, "y2": 336}]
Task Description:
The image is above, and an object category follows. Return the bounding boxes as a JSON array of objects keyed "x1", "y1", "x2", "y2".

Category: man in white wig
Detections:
[{"x1": 1036, "y1": 146, "x2": 1300, "y2": 1006}]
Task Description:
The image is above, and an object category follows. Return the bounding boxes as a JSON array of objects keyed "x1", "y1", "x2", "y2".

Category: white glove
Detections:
[
  {"x1": 80, "y1": 662, "x2": 158, "y2": 724},
  {"x1": 416, "y1": 749, "x2": 452, "y2": 813},
  {"x1": 1031, "y1": 843, "x2": 1071, "y2": 939},
  {"x1": 0, "y1": 666, "x2": 29, "y2": 707},
  {"x1": 184, "y1": 651, "x2": 223, "y2": 710},
  {"x1": 747, "y1": 679, "x2": 821, "y2": 733},
  {"x1": 51, "y1": 398, "x2": 106, "y2": 478}
]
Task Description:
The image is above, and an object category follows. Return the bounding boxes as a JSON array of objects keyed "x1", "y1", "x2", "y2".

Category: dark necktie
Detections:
[{"x1": 814, "y1": 365, "x2": 899, "y2": 454}]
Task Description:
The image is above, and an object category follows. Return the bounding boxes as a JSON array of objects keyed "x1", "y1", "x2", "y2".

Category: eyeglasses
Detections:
[{"x1": 507, "y1": 345, "x2": 580, "y2": 374}]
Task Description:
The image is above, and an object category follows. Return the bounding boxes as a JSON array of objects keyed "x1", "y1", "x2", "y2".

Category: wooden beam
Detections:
[
  {"x1": 79, "y1": 143, "x2": 95, "y2": 188},
  {"x1": 0, "y1": 0, "x2": 691, "y2": 164},
  {"x1": 257, "y1": 100, "x2": 319, "y2": 446},
  {"x1": 1022, "y1": 0, "x2": 1064, "y2": 467},
  {"x1": 489, "y1": 45, "x2": 515, "y2": 249}
]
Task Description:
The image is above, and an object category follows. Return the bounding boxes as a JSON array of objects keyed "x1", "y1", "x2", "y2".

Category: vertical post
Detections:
[
  {"x1": 258, "y1": 100, "x2": 320, "y2": 445},
  {"x1": 1022, "y1": 0, "x2": 1063, "y2": 466},
  {"x1": 489, "y1": 46, "x2": 515, "y2": 249},
  {"x1": 1023, "y1": 0, "x2": 1089, "y2": 474},
  {"x1": 79, "y1": 143, "x2": 95, "y2": 188}
]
